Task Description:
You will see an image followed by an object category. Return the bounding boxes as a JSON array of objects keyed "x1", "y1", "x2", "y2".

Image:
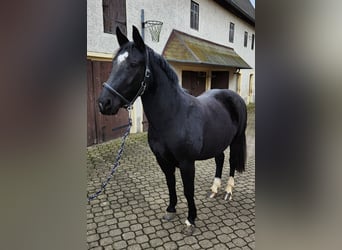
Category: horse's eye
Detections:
[{"x1": 130, "y1": 62, "x2": 138, "y2": 67}]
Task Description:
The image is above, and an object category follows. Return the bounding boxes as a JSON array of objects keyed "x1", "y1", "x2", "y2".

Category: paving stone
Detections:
[
  {"x1": 170, "y1": 232, "x2": 183, "y2": 241},
  {"x1": 136, "y1": 235, "x2": 149, "y2": 244},
  {"x1": 99, "y1": 237, "x2": 113, "y2": 246},
  {"x1": 202, "y1": 231, "x2": 216, "y2": 240},
  {"x1": 122, "y1": 231, "x2": 135, "y2": 240},
  {"x1": 217, "y1": 234, "x2": 231, "y2": 243},
  {"x1": 109, "y1": 228, "x2": 121, "y2": 237},
  {"x1": 127, "y1": 244, "x2": 142, "y2": 250},
  {"x1": 87, "y1": 234, "x2": 99, "y2": 243},
  {"x1": 184, "y1": 236, "x2": 197, "y2": 245},
  {"x1": 87, "y1": 223, "x2": 97, "y2": 230},
  {"x1": 105, "y1": 218, "x2": 117, "y2": 226},
  {"x1": 96, "y1": 225, "x2": 109, "y2": 234},
  {"x1": 90, "y1": 247, "x2": 102, "y2": 250},
  {"x1": 233, "y1": 237, "x2": 247, "y2": 247},
  {"x1": 199, "y1": 239, "x2": 214, "y2": 248},
  {"x1": 143, "y1": 226, "x2": 155, "y2": 235},
  {"x1": 150, "y1": 218, "x2": 161, "y2": 226},
  {"x1": 87, "y1": 108, "x2": 255, "y2": 249},
  {"x1": 130, "y1": 224, "x2": 142, "y2": 231},
  {"x1": 113, "y1": 240, "x2": 128, "y2": 249},
  {"x1": 150, "y1": 238, "x2": 163, "y2": 247},
  {"x1": 213, "y1": 243, "x2": 229, "y2": 249},
  {"x1": 163, "y1": 241, "x2": 178, "y2": 249},
  {"x1": 118, "y1": 220, "x2": 130, "y2": 228},
  {"x1": 156, "y1": 229, "x2": 169, "y2": 238}
]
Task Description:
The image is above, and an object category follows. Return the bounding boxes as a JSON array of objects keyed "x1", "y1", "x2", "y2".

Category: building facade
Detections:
[{"x1": 87, "y1": 0, "x2": 255, "y2": 145}]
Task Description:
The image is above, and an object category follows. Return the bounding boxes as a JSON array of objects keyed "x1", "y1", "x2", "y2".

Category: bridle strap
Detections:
[
  {"x1": 103, "y1": 82, "x2": 131, "y2": 105},
  {"x1": 103, "y1": 49, "x2": 151, "y2": 109}
]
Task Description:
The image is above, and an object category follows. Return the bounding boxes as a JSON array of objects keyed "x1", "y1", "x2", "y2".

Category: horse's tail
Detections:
[{"x1": 229, "y1": 96, "x2": 247, "y2": 173}]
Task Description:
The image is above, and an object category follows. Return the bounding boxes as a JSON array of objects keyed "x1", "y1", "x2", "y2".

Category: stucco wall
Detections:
[
  {"x1": 87, "y1": 0, "x2": 120, "y2": 54},
  {"x1": 87, "y1": 0, "x2": 255, "y2": 132},
  {"x1": 88, "y1": 0, "x2": 255, "y2": 66}
]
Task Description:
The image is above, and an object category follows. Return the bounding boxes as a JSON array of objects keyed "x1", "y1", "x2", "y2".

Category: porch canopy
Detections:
[{"x1": 162, "y1": 30, "x2": 251, "y2": 69}]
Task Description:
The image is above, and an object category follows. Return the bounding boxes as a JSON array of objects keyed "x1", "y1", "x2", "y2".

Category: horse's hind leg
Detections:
[
  {"x1": 157, "y1": 157, "x2": 177, "y2": 221},
  {"x1": 209, "y1": 152, "x2": 225, "y2": 198},
  {"x1": 225, "y1": 131, "x2": 246, "y2": 201}
]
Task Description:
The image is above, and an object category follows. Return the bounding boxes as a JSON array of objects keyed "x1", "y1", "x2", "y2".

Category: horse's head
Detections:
[{"x1": 98, "y1": 26, "x2": 149, "y2": 115}]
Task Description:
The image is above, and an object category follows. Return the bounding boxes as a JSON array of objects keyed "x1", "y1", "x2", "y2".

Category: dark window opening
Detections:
[
  {"x1": 103, "y1": 0, "x2": 127, "y2": 35},
  {"x1": 251, "y1": 34, "x2": 255, "y2": 50},
  {"x1": 244, "y1": 31, "x2": 248, "y2": 47},
  {"x1": 229, "y1": 22, "x2": 235, "y2": 43},
  {"x1": 190, "y1": 1, "x2": 199, "y2": 30}
]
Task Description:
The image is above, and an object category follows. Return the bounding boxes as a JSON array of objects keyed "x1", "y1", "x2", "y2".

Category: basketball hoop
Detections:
[{"x1": 144, "y1": 20, "x2": 163, "y2": 42}]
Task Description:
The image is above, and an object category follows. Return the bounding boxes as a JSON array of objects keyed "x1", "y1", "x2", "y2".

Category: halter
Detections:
[{"x1": 103, "y1": 49, "x2": 151, "y2": 109}]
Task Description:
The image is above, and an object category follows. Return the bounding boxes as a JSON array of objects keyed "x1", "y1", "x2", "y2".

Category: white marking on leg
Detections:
[
  {"x1": 210, "y1": 177, "x2": 222, "y2": 194},
  {"x1": 117, "y1": 51, "x2": 129, "y2": 65},
  {"x1": 185, "y1": 219, "x2": 192, "y2": 226},
  {"x1": 225, "y1": 176, "x2": 235, "y2": 198}
]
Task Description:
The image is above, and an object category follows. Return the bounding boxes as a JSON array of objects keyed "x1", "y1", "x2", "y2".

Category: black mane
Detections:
[{"x1": 148, "y1": 47, "x2": 179, "y2": 83}]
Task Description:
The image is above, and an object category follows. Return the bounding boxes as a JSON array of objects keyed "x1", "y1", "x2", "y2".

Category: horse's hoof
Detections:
[
  {"x1": 162, "y1": 212, "x2": 176, "y2": 221},
  {"x1": 208, "y1": 191, "x2": 217, "y2": 198},
  {"x1": 182, "y1": 219, "x2": 196, "y2": 235},
  {"x1": 224, "y1": 192, "x2": 232, "y2": 201}
]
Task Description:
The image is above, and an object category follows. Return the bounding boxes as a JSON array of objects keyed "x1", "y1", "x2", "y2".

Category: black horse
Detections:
[{"x1": 98, "y1": 26, "x2": 247, "y2": 235}]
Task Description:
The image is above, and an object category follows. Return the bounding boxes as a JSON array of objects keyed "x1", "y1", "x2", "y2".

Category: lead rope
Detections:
[{"x1": 87, "y1": 107, "x2": 133, "y2": 202}]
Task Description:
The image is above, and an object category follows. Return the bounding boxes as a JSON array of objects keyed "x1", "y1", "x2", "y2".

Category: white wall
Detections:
[
  {"x1": 88, "y1": 0, "x2": 255, "y2": 66},
  {"x1": 125, "y1": 0, "x2": 255, "y2": 102},
  {"x1": 87, "y1": 0, "x2": 120, "y2": 54},
  {"x1": 87, "y1": 0, "x2": 255, "y2": 131}
]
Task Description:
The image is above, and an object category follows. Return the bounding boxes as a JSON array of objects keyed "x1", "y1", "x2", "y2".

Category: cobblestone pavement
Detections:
[{"x1": 87, "y1": 108, "x2": 255, "y2": 249}]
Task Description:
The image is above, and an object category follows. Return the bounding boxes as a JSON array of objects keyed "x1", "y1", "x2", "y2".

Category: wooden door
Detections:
[
  {"x1": 211, "y1": 71, "x2": 229, "y2": 89},
  {"x1": 181, "y1": 71, "x2": 206, "y2": 96},
  {"x1": 87, "y1": 60, "x2": 96, "y2": 146},
  {"x1": 87, "y1": 60, "x2": 129, "y2": 146}
]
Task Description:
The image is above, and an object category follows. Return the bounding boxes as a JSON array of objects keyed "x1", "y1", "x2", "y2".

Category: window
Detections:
[
  {"x1": 251, "y1": 34, "x2": 255, "y2": 50},
  {"x1": 229, "y1": 22, "x2": 235, "y2": 43},
  {"x1": 103, "y1": 0, "x2": 127, "y2": 35},
  {"x1": 190, "y1": 1, "x2": 199, "y2": 30},
  {"x1": 244, "y1": 31, "x2": 248, "y2": 47}
]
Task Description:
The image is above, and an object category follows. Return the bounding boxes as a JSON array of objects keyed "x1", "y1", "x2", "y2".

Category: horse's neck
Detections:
[{"x1": 141, "y1": 63, "x2": 185, "y2": 129}]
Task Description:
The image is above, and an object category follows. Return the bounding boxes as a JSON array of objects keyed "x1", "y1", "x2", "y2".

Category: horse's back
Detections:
[
  {"x1": 148, "y1": 89, "x2": 247, "y2": 162},
  {"x1": 197, "y1": 89, "x2": 246, "y2": 126}
]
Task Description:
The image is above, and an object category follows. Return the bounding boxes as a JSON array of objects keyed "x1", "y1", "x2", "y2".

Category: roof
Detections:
[
  {"x1": 162, "y1": 30, "x2": 251, "y2": 69},
  {"x1": 214, "y1": 0, "x2": 255, "y2": 26}
]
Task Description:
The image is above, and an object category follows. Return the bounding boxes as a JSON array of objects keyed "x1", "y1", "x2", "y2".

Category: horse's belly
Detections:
[
  {"x1": 197, "y1": 138, "x2": 232, "y2": 160},
  {"x1": 197, "y1": 121, "x2": 237, "y2": 160}
]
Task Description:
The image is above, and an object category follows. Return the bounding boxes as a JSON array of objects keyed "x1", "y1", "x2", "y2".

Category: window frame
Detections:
[
  {"x1": 190, "y1": 1, "x2": 199, "y2": 30},
  {"x1": 103, "y1": 0, "x2": 127, "y2": 35}
]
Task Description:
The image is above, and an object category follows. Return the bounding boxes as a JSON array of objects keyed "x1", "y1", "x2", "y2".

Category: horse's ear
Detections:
[
  {"x1": 132, "y1": 25, "x2": 145, "y2": 51},
  {"x1": 116, "y1": 27, "x2": 129, "y2": 47}
]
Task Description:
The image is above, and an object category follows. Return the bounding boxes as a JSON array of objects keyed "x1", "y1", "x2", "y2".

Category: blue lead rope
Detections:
[{"x1": 87, "y1": 108, "x2": 132, "y2": 202}]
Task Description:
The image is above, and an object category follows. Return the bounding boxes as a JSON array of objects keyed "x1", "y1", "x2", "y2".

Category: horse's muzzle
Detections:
[{"x1": 98, "y1": 98, "x2": 120, "y2": 115}]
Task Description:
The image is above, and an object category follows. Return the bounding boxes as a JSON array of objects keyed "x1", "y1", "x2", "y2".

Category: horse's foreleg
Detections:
[
  {"x1": 209, "y1": 152, "x2": 224, "y2": 198},
  {"x1": 157, "y1": 157, "x2": 177, "y2": 221},
  {"x1": 180, "y1": 160, "x2": 196, "y2": 235}
]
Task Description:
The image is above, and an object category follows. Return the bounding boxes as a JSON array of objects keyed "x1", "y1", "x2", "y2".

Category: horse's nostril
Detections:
[
  {"x1": 98, "y1": 99, "x2": 112, "y2": 113},
  {"x1": 99, "y1": 102, "x2": 104, "y2": 112},
  {"x1": 106, "y1": 99, "x2": 112, "y2": 107}
]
